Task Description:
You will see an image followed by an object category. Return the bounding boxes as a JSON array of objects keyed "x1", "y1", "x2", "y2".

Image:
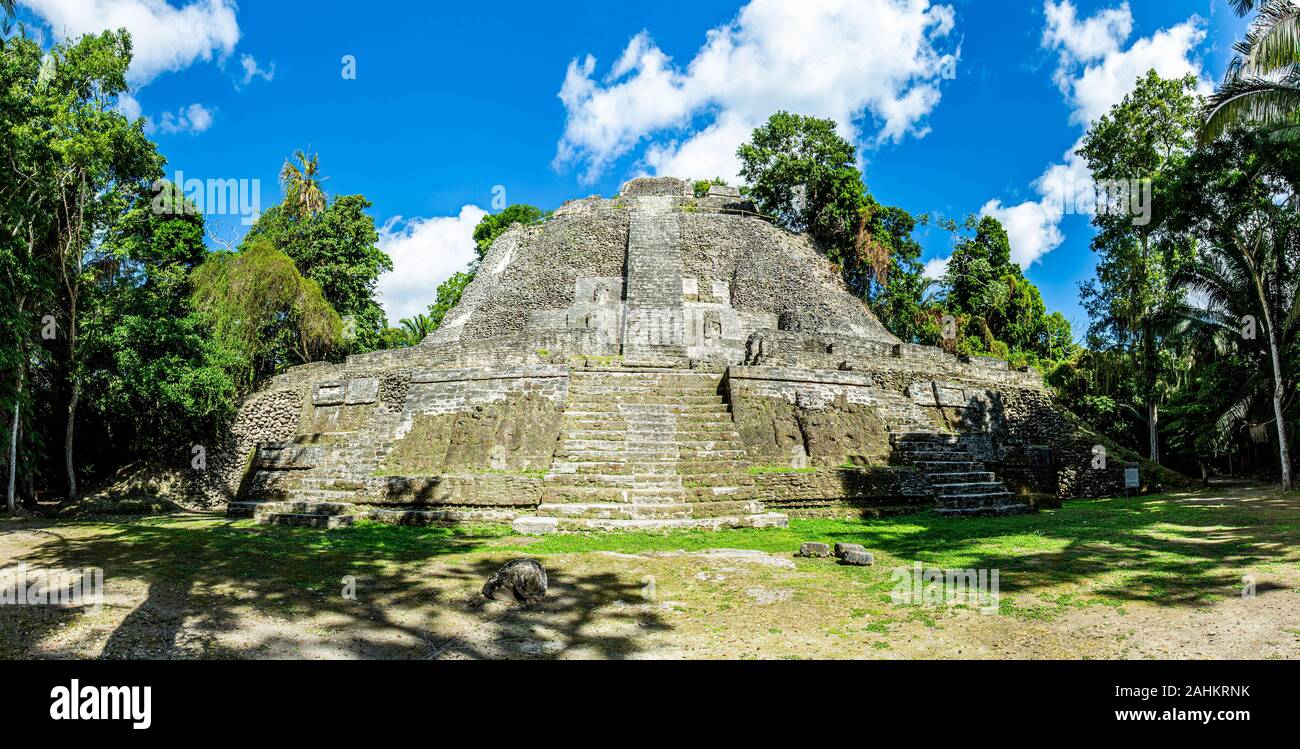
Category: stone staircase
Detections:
[
  {"x1": 229, "y1": 499, "x2": 357, "y2": 528},
  {"x1": 622, "y1": 197, "x2": 688, "y2": 364},
  {"x1": 513, "y1": 369, "x2": 787, "y2": 532},
  {"x1": 890, "y1": 432, "x2": 1031, "y2": 516},
  {"x1": 229, "y1": 424, "x2": 396, "y2": 525}
]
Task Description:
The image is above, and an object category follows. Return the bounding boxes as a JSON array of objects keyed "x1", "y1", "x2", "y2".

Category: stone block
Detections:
[
  {"x1": 345, "y1": 378, "x2": 379, "y2": 405},
  {"x1": 313, "y1": 382, "x2": 346, "y2": 406},
  {"x1": 834, "y1": 542, "x2": 867, "y2": 558},
  {"x1": 621, "y1": 176, "x2": 692, "y2": 197},
  {"x1": 798, "y1": 542, "x2": 831, "y2": 558},
  {"x1": 512, "y1": 516, "x2": 559, "y2": 535},
  {"x1": 906, "y1": 381, "x2": 937, "y2": 406},
  {"x1": 934, "y1": 383, "x2": 968, "y2": 408},
  {"x1": 839, "y1": 550, "x2": 875, "y2": 566}
]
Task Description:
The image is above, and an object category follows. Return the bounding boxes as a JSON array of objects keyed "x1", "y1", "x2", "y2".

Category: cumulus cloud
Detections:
[
  {"x1": 21, "y1": 0, "x2": 240, "y2": 85},
  {"x1": 923, "y1": 255, "x2": 950, "y2": 281},
  {"x1": 977, "y1": 1, "x2": 1210, "y2": 269},
  {"x1": 1042, "y1": 0, "x2": 1133, "y2": 70},
  {"x1": 116, "y1": 91, "x2": 143, "y2": 121},
  {"x1": 145, "y1": 102, "x2": 215, "y2": 135},
  {"x1": 555, "y1": 0, "x2": 959, "y2": 183},
  {"x1": 376, "y1": 206, "x2": 489, "y2": 324}
]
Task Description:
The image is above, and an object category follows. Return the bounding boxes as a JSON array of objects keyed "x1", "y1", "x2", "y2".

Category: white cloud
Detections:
[
  {"x1": 981, "y1": 196, "x2": 1067, "y2": 269},
  {"x1": 376, "y1": 206, "x2": 489, "y2": 324},
  {"x1": 240, "y1": 53, "x2": 274, "y2": 85},
  {"x1": 1065, "y1": 21, "x2": 1210, "y2": 126},
  {"x1": 923, "y1": 255, "x2": 950, "y2": 280},
  {"x1": 1043, "y1": 0, "x2": 1132, "y2": 68},
  {"x1": 145, "y1": 102, "x2": 214, "y2": 135},
  {"x1": 21, "y1": 0, "x2": 240, "y2": 85},
  {"x1": 555, "y1": 0, "x2": 959, "y2": 184},
  {"x1": 977, "y1": 1, "x2": 1210, "y2": 269},
  {"x1": 116, "y1": 91, "x2": 143, "y2": 121}
]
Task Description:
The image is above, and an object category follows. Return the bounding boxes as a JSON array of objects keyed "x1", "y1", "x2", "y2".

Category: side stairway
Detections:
[
  {"x1": 890, "y1": 431, "x2": 1031, "y2": 516},
  {"x1": 512, "y1": 368, "x2": 787, "y2": 533},
  {"x1": 227, "y1": 420, "x2": 396, "y2": 526},
  {"x1": 228, "y1": 499, "x2": 356, "y2": 528}
]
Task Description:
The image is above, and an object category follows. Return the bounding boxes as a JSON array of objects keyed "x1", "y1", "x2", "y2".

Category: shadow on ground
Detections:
[
  {"x1": 819, "y1": 483, "x2": 1299, "y2": 607},
  {"x1": 1, "y1": 517, "x2": 667, "y2": 660}
]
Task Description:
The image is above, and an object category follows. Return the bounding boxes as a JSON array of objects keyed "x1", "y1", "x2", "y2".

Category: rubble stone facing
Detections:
[{"x1": 215, "y1": 177, "x2": 1175, "y2": 531}]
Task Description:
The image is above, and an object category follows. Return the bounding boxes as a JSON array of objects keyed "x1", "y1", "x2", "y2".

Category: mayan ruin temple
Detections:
[{"x1": 218, "y1": 177, "x2": 1130, "y2": 533}]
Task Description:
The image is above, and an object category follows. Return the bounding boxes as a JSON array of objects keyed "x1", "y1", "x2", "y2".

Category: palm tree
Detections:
[
  {"x1": 398, "y1": 314, "x2": 434, "y2": 346},
  {"x1": 1173, "y1": 131, "x2": 1300, "y2": 490},
  {"x1": 279, "y1": 150, "x2": 328, "y2": 219},
  {"x1": 1203, "y1": 0, "x2": 1300, "y2": 143},
  {"x1": 1176, "y1": 228, "x2": 1298, "y2": 490}
]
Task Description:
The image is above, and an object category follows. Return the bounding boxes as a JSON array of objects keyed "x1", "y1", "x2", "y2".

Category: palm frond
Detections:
[
  {"x1": 1202, "y1": 72, "x2": 1300, "y2": 143},
  {"x1": 1213, "y1": 371, "x2": 1267, "y2": 446},
  {"x1": 1243, "y1": 4, "x2": 1300, "y2": 73}
]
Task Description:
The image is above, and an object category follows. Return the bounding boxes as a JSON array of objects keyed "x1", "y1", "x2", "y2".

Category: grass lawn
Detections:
[{"x1": 2, "y1": 484, "x2": 1298, "y2": 659}]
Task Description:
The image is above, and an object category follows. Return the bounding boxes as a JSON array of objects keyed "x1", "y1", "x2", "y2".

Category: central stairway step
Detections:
[{"x1": 512, "y1": 512, "x2": 788, "y2": 534}]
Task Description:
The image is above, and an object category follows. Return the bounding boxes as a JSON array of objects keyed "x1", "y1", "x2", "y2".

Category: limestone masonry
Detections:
[{"x1": 221, "y1": 177, "x2": 1133, "y2": 532}]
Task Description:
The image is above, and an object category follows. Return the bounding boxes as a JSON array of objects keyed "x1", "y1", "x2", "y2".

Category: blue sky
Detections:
[{"x1": 15, "y1": 0, "x2": 1252, "y2": 333}]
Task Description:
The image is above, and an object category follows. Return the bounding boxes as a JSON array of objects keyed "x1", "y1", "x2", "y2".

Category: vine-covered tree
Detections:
[
  {"x1": 191, "y1": 238, "x2": 342, "y2": 388},
  {"x1": 1078, "y1": 71, "x2": 1201, "y2": 464}
]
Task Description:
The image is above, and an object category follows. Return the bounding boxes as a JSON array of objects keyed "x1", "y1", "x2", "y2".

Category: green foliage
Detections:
[
  {"x1": 243, "y1": 194, "x2": 392, "y2": 354},
  {"x1": 692, "y1": 177, "x2": 730, "y2": 198},
  {"x1": 0, "y1": 28, "x2": 165, "y2": 498},
  {"x1": 384, "y1": 313, "x2": 435, "y2": 348},
  {"x1": 738, "y1": 112, "x2": 866, "y2": 264},
  {"x1": 1203, "y1": 0, "x2": 1300, "y2": 143},
  {"x1": 80, "y1": 182, "x2": 237, "y2": 457},
  {"x1": 191, "y1": 238, "x2": 342, "y2": 388},
  {"x1": 471, "y1": 204, "x2": 546, "y2": 260},
  {"x1": 737, "y1": 112, "x2": 934, "y2": 342},
  {"x1": 427, "y1": 271, "x2": 474, "y2": 331},
  {"x1": 1075, "y1": 71, "x2": 1202, "y2": 462},
  {"x1": 279, "y1": 150, "x2": 328, "y2": 219},
  {"x1": 922, "y1": 214, "x2": 1073, "y2": 369}
]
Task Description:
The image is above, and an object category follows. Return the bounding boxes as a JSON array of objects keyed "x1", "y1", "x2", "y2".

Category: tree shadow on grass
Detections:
[
  {"x1": 819, "y1": 487, "x2": 1300, "y2": 606},
  {"x1": 4, "y1": 517, "x2": 669, "y2": 659}
]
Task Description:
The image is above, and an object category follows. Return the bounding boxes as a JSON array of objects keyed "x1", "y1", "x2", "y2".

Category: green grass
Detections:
[{"x1": 13, "y1": 490, "x2": 1299, "y2": 611}]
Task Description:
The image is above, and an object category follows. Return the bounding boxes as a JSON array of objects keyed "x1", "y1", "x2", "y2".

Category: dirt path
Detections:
[{"x1": 2, "y1": 485, "x2": 1298, "y2": 659}]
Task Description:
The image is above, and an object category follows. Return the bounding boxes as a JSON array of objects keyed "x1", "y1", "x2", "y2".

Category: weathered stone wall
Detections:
[
  {"x1": 430, "y1": 204, "x2": 630, "y2": 346},
  {"x1": 751, "y1": 467, "x2": 930, "y2": 518},
  {"x1": 210, "y1": 386, "x2": 306, "y2": 502},
  {"x1": 679, "y1": 213, "x2": 898, "y2": 344},
  {"x1": 727, "y1": 367, "x2": 897, "y2": 468},
  {"x1": 376, "y1": 474, "x2": 543, "y2": 508},
  {"x1": 382, "y1": 392, "x2": 562, "y2": 476},
  {"x1": 211, "y1": 176, "x2": 1186, "y2": 526}
]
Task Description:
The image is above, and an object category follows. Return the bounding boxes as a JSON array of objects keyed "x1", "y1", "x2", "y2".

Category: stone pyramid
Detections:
[{"x1": 219, "y1": 177, "x2": 1122, "y2": 533}]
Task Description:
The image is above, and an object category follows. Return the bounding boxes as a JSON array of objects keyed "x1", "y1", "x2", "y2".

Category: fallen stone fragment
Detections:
[
  {"x1": 834, "y1": 543, "x2": 867, "y2": 558},
  {"x1": 798, "y1": 542, "x2": 831, "y2": 558},
  {"x1": 482, "y1": 558, "x2": 548, "y2": 606},
  {"x1": 839, "y1": 550, "x2": 875, "y2": 566}
]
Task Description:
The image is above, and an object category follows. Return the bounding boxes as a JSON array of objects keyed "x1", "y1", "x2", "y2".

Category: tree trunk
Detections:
[
  {"x1": 1253, "y1": 266, "x2": 1292, "y2": 492},
  {"x1": 1148, "y1": 401, "x2": 1159, "y2": 465},
  {"x1": 1265, "y1": 327, "x2": 1292, "y2": 492},
  {"x1": 6, "y1": 365, "x2": 21, "y2": 515},
  {"x1": 1143, "y1": 318, "x2": 1159, "y2": 465},
  {"x1": 65, "y1": 377, "x2": 78, "y2": 502}
]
